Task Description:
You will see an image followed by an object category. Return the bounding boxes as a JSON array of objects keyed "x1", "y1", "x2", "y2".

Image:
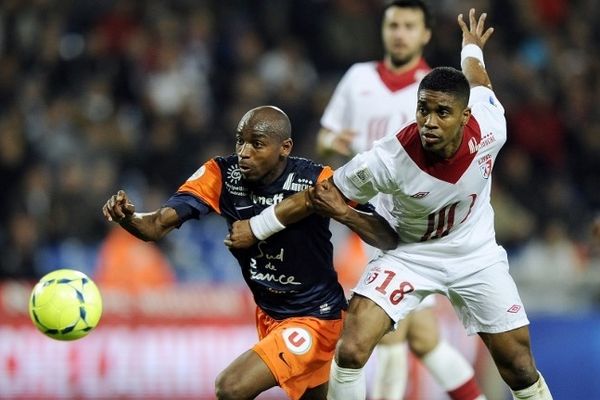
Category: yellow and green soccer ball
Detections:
[{"x1": 29, "y1": 269, "x2": 103, "y2": 340}]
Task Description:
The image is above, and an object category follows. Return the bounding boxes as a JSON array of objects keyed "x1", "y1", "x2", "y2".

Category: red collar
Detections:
[
  {"x1": 396, "y1": 117, "x2": 482, "y2": 184},
  {"x1": 376, "y1": 58, "x2": 430, "y2": 92}
]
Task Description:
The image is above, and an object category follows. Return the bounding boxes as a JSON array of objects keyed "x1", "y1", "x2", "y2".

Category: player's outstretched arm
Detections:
[
  {"x1": 226, "y1": 179, "x2": 398, "y2": 251},
  {"x1": 310, "y1": 179, "x2": 398, "y2": 250},
  {"x1": 457, "y1": 9, "x2": 494, "y2": 89},
  {"x1": 225, "y1": 190, "x2": 315, "y2": 249},
  {"x1": 102, "y1": 190, "x2": 180, "y2": 242}
]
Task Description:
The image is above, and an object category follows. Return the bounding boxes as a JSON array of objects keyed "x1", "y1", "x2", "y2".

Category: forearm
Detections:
[
  {"x1": 461, "y1": 55, "x2": 492, "y2": 89},
  {"x1": 274, "y1": 190, "x2": 314, "y2": 225},
  {"x1": 119, "y1": 208, "x2": 177, "y2": 242},
  {"x1": 335, "y1": 208, "x2": 398, "y2": 250}
]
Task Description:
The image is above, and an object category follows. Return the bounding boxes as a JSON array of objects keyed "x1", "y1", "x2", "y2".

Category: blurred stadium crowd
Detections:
[{"x1": 1, "y1": 0, "x2": 599, "y2": 311}]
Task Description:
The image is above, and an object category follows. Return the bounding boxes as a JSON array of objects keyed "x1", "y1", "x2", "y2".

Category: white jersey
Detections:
[
  {"x1": 321, "y1": 59, "x2": 431, "y2": 153},
  {"x1": 334, "y1": 86, "x2": 507, "y2": 265}
]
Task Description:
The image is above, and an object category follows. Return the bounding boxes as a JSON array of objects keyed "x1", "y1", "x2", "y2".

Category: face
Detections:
[
  {"x1": 235, "y1": 123, "x2": 292, "y2": 184},
  {"x1": 416, "y1": 90, "x2": 470, "y2": 158},
  {"x1": 382, "y1": 6, "x2": 431, "y2": 67}
]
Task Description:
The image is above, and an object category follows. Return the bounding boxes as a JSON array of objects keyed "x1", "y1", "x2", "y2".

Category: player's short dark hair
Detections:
[
  {"x1": 418, "y1": 67, "x2": 470, "y2": 107},
  {"x1": 382, "y1": 0, "x2": 433, "y2": 29}
]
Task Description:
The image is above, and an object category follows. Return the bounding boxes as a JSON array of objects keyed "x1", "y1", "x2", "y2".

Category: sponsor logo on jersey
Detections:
[
  {"x1": 224, "y1": 181, "x2": 247, "y2": 197},
  {"x1": 469, "y1": 133, "x2": 497, "y2": 154},
  {"x1": 226, "y1": 165, "x2": 242, "y2": 184},
  {"x1": 320, "y1": 303, "x2": 331, "y2": 314},
  {"x1": 410, "y1": 191, "x2": 430, "y2": 199},
  {"x1": 282, "y1": 173, "x2": 313, "y2": 192},
  {"x1": 251, "y1": 193, "x2": 284, "y2": 205},
  {"x1": 223, "y1": 164, "x2": 248, "y2": 196},
  {"x1": 507, "y1": 304, "x2": 521, "y2": 313},
  {"x1": 282, "y1": 327, "x2": 313, "y2": 355}
]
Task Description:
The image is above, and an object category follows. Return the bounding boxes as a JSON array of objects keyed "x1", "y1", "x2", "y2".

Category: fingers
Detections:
[
  {"x1": 457, "y1": 13, "x2": 468, "y2": 33},
  {"x1": 102, "y1": 203, "x2": 112, "y2": 222},
  {"x1": 223, "y1": 233, "x2": 232, "y2": 248},
  {"x1": 459, "y1": 8, "x2": 493, "y2": 46},
  {"x1": 469, "y1": 8, "x2": 476, "y2": 31},
  {"x1": 481, "y1": 26, "x2": 495, "y2": 43},
  {"x1": 102, "y1": 190, "x2": 132, "y2": 222},
  {"x1": 476, "y1": 12, "x2": 486, "y2": 35}
]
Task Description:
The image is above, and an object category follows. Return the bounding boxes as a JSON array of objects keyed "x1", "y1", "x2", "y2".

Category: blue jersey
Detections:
[{"x1": 165, "y1": 155, "x2": 348, "y2": 320}]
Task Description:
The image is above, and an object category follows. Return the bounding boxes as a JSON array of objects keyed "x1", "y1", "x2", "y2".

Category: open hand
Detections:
[
  {"x1": 102, "y1": 190, "x2": 135, "y2": 223},
  {"x1": 458, "y1": 8, "x2": 494, "y2": 49}
]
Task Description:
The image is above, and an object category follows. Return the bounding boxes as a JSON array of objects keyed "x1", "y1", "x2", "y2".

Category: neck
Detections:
[
  {"x1": 438, "y1": 129, "x2": 464, "y2": 159},
  {"x1": 384, "y1": 54, "x2": 422, "y2": 74},
  {"x1": 259, "y1": 159, "x2": 288, "y2": 186}
]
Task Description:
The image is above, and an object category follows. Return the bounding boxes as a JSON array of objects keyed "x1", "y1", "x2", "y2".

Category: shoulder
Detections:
[
  {"x1": 288, "y1": 156, "x2": 327, "y2": 173},
  {"x1": 469, "y1": 86, "x2": 505, "y2": 115},
  {"x1": 468, "y1": 87, "x2": 507, "y2": 143},
  {"x1": 343, "y1": 62, "x2": 379, "y2": 79}
]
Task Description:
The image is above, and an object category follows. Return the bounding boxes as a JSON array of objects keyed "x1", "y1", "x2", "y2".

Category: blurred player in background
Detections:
[
  {"x1": 102, "y1": 106, "x2": 397, "y2": 400},
  {"x1": 318, "y1": 1, "x2": 484, "y2": 399},
  {"x1": 228, "y1": 8, "x2": 553, "y2": 400}
]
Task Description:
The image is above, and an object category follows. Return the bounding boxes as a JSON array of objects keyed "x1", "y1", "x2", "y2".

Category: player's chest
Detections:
[
  {"x1": 350, "y1": 85, "x2": 416, "y2": 117},
  {"x1": 221, "y1": 170, "x2": 315, "y2": 219},
  {"x1": 395, "y1": 153, "x2": 494, "y2": 207}
]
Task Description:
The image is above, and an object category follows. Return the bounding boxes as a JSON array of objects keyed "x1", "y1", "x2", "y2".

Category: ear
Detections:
[
  {"x1": 280, "y1": 138, "x2": 293, "y2": 158},
  {"x1": 461, "y1": 107, "x2": 471, "y2": 127},
  {"x1": 422, "y1": 28, "x2": 432, "y2": 46}
]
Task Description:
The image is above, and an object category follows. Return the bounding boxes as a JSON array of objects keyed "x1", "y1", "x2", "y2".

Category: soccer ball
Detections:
[{"x1": 29, "y1": 269, "x2": 103, "y2": 341}]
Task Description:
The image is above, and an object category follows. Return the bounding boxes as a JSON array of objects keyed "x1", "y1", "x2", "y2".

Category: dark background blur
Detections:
[
  {"x1": 1, "y1": 1, "x2": 600, "y2": 399},
  {"x1": 1, "y1": 0, "x2": 599, "y2": 310}
]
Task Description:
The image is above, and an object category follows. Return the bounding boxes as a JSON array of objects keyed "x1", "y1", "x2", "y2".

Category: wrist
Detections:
[
  {"x1": 117, "y1": 213, "x2": 134, "y2": 225},
  {"x1": 333, "y1": 206, "x2": 354, "y2": 224},
  {"x1": 461, "y1": 44, "x2": 485, "y2": 67},
  {"x1": 249, "y1": 205, "x2": 286, "y2": 240}
]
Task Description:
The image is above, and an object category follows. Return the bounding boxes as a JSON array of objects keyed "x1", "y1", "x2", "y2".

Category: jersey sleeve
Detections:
[
  {"x1": 164, "y1": 193, "x2": 212, "y2": 224},
  {"x1": 333, "y1": 138, "x2": 397, "y2": 204},
  {"x1": 320, "y1": 66, "x2": 355, "y2": 132},
  {"x1": 469, "y1": 86, "x2": 507, "y2": 142},
  {"x1": 317, "y1": 165, "x2": 334, "y2": 182},
  {"x1": 175, "y1": 159, "x2": 222, "y2": 214}
]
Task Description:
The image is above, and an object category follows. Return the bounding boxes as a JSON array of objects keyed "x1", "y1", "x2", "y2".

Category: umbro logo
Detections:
[
  {"x1": 507, "y1": 305, "x2": 521, "y2": 313},
  {"x1": 410, "y1": 192, "x2": 430, "y2": 199}
]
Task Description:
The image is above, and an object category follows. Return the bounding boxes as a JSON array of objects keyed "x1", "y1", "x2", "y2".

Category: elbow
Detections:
[
  {"x1": 380, "y1": 236, "x2": 399, "y2": 251},
  {"x1": 378, "y1": 227, "x2": 399, "y2": 250}
]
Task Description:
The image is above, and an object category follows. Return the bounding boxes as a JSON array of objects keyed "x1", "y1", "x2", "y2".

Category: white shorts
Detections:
[{"x1": 352, "y1": 249, "x2": 529, "y2": 335}]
